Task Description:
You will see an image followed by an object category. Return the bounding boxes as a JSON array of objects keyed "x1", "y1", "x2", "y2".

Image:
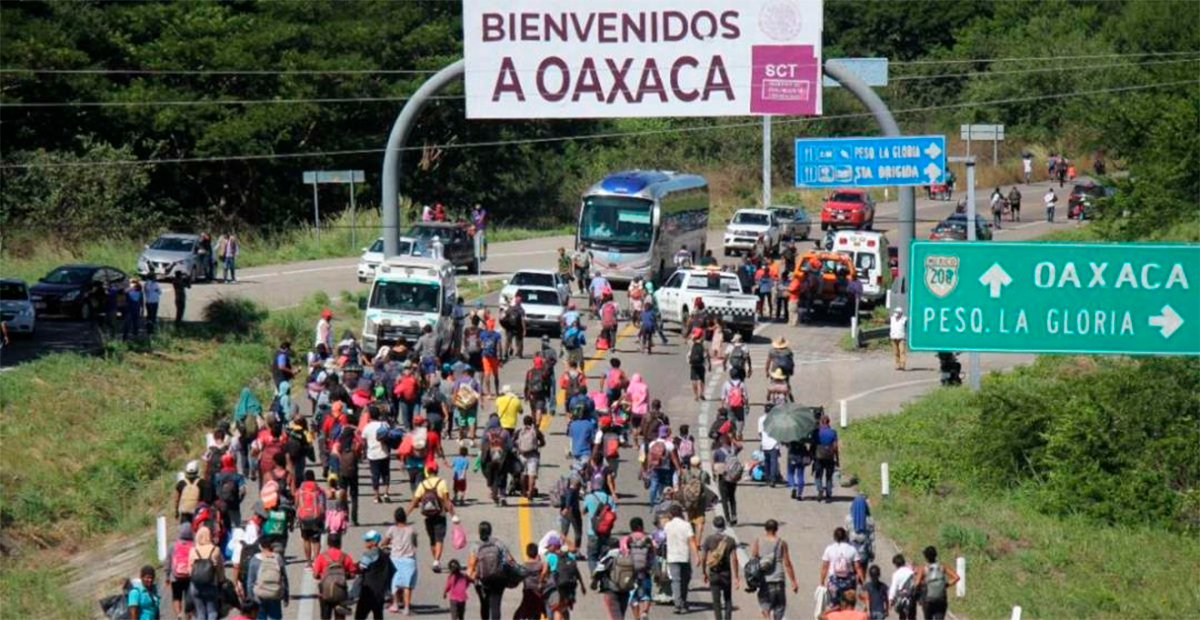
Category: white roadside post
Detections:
[
  {"x1": 881, "y1": 462, "x2": 890, "y2": 496},
  {"x1": 156, "y1": 515, "x2": 168, "y2": 562},
  {"x1": 1011, "y1": 606, "x2": 1023, "y2": 620},
  {"x1": 956, "y1": 556, "x2": 967, "y2": 597},
  {"x1": 840, "y1": 400, "x2": 848, "y2": 428}
]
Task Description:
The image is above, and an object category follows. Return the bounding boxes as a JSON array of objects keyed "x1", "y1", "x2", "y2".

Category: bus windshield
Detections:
[
  {"x1": 579, "y1": 196, "x2": 654, "y2": 251},
  {"x1": 370, "y1": 281, "x2": 441, "y2": 313}
]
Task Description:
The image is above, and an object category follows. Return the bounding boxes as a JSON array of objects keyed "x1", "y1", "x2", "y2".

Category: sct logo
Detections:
[{"x1": 924, "y1": 255, "x2": 960, "y2": 298}]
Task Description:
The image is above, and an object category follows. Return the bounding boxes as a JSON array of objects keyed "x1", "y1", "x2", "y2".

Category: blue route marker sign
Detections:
[{"x1": 794, "y1": 135, "x2": 946, "y2": 188}]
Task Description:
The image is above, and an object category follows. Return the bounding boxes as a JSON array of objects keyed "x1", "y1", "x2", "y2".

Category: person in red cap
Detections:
[
  {"x1": 407, "y1": 459, "x2": 455, "y2": 572},
  {"x1": 213, "y1": 451, "x2": 245, "y2": 529},
  {"x1": 316, "y1": 308, "x2": 334, "y2": 351},
  {"x1": 687, "y1": 328, "x2": 711, "y2": 401}
]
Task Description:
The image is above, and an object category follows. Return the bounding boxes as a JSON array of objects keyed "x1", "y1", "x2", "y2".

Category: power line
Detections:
[
  {"x1": 1, "y1": 78, "x2": 1194, "y2": 170},
  {"x1": 3, "y1": 50, "x2": 1195, "y2": 77},
  {"x1": 4, "y1": 57, "x2": 1195, "y2": 109}
]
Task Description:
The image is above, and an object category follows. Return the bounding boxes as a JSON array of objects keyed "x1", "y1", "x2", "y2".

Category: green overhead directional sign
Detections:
[{"x1": 909, "y1": 242, "x2": 1200, "y2": 355}]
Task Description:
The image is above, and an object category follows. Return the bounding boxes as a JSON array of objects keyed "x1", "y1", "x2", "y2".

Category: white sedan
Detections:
[
  {"x1": 500, "y1": 270, "x2": 571, "y2": 304},
  {"x1": 507, "y1": 285, "x2": 569, "y2": 335},
  {"x1": 1, "y1": 279, "x2": 36, "y2": 336},
  {"x1": 358, "y1": 236, "x2": 425, "y2": 282}
]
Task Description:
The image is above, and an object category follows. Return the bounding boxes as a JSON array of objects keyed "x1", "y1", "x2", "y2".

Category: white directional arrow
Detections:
[
  {"x1": 1148, "y1": 304, "x2": 1184, "y2": 339},
  {"x1": 979, "y1": 263, "x2": 1013, "y2": 298},
  {"x1": 925, "y1": 142, "x2": 942, "y2": 159},
  {"x1": 925, "y1": 162, "x2": 942, "y2": 183}
]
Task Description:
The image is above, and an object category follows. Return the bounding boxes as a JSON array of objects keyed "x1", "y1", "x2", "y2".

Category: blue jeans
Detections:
[
  {"x1": 223, "y1": 256, "x2": 236, "y2": 282},
  {"x1": 787, "y1": 458, "x2": 806, "y2": 497},
  {"x1": 648, "y1": 468, "x2": 673, "y2": 506},
  {"x1": 763, "y1": 448, "x2": 780, "y2": 484},
  {"x1": 814, "y1": 460, "x2": 835, "y2": 499},
  {"x1": 257, "y1": 599, "x2": 283, "y2": 620}
]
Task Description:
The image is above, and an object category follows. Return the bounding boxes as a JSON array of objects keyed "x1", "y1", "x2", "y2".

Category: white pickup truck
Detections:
[{"x1": 654, "y1": 268, "x2": 758, "y2": 339}]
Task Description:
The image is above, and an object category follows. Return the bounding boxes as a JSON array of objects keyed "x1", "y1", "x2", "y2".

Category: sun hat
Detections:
[{"x1": 772, "y1": 337, "x2": 790, "y2": 349}]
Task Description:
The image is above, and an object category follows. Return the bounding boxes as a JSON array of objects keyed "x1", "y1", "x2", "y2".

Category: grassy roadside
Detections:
[
  {"x1": 0, "y1": 212, "x2": 574, "y2": 285},
  {"x1": 839, "y1": 367, "x2": 1200, "y2": 619}
]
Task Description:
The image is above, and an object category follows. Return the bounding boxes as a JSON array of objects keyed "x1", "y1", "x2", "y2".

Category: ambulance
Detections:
[
  {"x1": 832, "y1": 230, "x2": 892, "y2": 306},
  {"x1": 360, "y1": 256, "x2": 457, "y2": 356}
]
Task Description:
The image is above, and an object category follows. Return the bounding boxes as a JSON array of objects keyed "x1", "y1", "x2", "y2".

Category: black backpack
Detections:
[
  {"x1": 688, "y1": 341, "x2": 705, "y2": 366},
  {"x1": 771, "y1": 350, "x2": 794, "y2": 376},
  {"x1": 553, "y1": 552, "x2": 581, "y2": 591},
  {"x1": 728, "y1": 346, "x2": 747, "y2": 373}
]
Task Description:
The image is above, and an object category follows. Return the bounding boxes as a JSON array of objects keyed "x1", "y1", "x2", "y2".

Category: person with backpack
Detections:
[
  {"x1": 296, "y1": 470, "x2": 328, "y2": 569},
  {"x1": 392, "y1": 364, "x2": 421, "y2": 430},
  {"x1": 496, "y1": 384, "x2": 523, "y2": 432},
  {"x1": 598, "y1": 294, "x2": 619, "y2": 352},
  {"x1": 561, "y1": 319, "x2": 587, "y2": 369},
  {"x1": 381, "y1": 509, "x2": 418, "y2": 615},
  {"x1": 724, "y1": 333, "x2": 751, "y2": 380},
  {"x1": 333, "y1": 430, "x2": 361, "y2": 526},
  {"x1": 686, "y1": 329, "x2": 711, "y2": 401},
  {"x1": 362, "y1": 415, "x2": 393, "y2": 504},
  {"x1": 713, "y1": 435, "x2": 743, "y2": 525},
  {"x1": 127, "y1": 565, "x2": 162, "y2": 620},
  {"x1": 407, "y1": 462, "x2": 455, "y2": 573},
  {"x1": 468, "y1": 521, "x2": 516, "y2": 620},
  {"x1": 613, "y1": 517, "x2": 655, "y2": 620},
  {"x1": 312, "y1": 533, "x2": 356, "y2": 620},
  {"x1": 845, "y1": 495, "x2": 875, "y2": 576},
  {"x1": 766, "y1": 338, "x2": 795, "y2": 387},
  {"x1": 676, "y1": 455, "x2": 710, "y2": 537},
  {"x1": 888, "y1": 554, "x2": 917, "y2": 620},
  {"x1": 551, "y1": 463, "x2": 586, "y2": 550},
  {"x1": 213, "y1": 452, "x2": 246, "y2": 530},
  {"x1": 540, "y1": 535, "x2": 586, "y2": 620},
  {"x1": 583, "y1": 478, "x2": 618, "y2": 571},
  {"x1": 463, "y1": 316, "x2": 485, "y2": 374},
  {"x1": 820, "y1": 527, "x2": 865, "y2": 611},
  {"x1": 751, "y1": 520, "x2": 799, "y2": 620},
  {"x1": 481, "y1": 415, "x2": 514, "y2": 506},
  {"x1": 757, "y1": 411, "x2": 782, "y2": 488},
  {"x1": 524, "y1": 356, "x2": 551, "y2": 427},
  {"x1": 603, "y1": 358, "x2": 629, "y2": 402},
  {"x1": 701, "y1": 515, "x2": 741, "y2": 620},
  {"x1": 675, "y1": 425, "x2": 697, "y2": 471},
  {"x1": 721, "y1": 376, "x2": 749, "y2": 437},
  {"x1": 513, "y1": 543, "x2": 546, "y2": 620},
  {"x1": 452, "y1": 367, "x2": 482, "y2": 446},
  {"x1": 515, "y1": 415, "x2": 546, "y2": 500},
  {"x1": 247, "y1": 541, "x2": 289, "y2": 620},
  {"x1": 913, "y1": 546, "x2": 959, "y2": 620},
  {"x1": 165, "y1": 522, "x2": 195, "y2": 620},
  {"x1": 813, "y1": 416, "x2": 840, "y2": 502},
  {"x1": 501, "y1": 295, "x2": 527, "y2": 360},
  {"x1": 860, "y1": 564, "x2": 889, "y2": 620},
  {"x1": 643, "y1": 426, "x2": 681, "y2": 507},
  {"x1": 566, "y1": 405, "x2": 598, "y2": 466},
  {"x1": 270, "y1": 341, "x2": 296, "y2": 388},
  {"x1": 356, "y1": 530, "x2": 392, "y2": 620},
  {"x1": 176, "y1": 461, "x2": 210, "y2": 520}
]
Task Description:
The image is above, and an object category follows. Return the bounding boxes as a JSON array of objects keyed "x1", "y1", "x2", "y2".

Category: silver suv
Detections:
[{"x1": 137, "y1": 233, "x2": 208, "y2": 280}]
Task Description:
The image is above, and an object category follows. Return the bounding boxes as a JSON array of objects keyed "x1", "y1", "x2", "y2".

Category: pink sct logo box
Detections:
[{"x1": 749, "y1": 45, "x2": 818, "y2": 115}]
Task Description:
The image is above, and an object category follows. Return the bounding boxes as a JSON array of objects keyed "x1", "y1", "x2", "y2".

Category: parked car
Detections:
[
  {"x1": 723, "y1": 208, "x2": 781, "y2": 256},
  {"x1": 1068, "y1": 182, "x2": 1115, "y2": 220},
  {"x1": 820, "y1": 189, "x2": 876, "y2": 231},
  {"x1": 407, "y1": 222, "x2": 478, "y2": 271},
  {"x1": 831, "y1": 230, "x2": 891, "y2": 306},
  {"x1": 768, "y1": 206, "x2": 812, "y2": 240},
  {"x1": 508, "y1": 286, "x2": 568, "y2": 335},
  {"x1": 29, "y1": 264, "x2": 128, "y2": 320},
  {"x1": 929, "y1": 213, "x2": 993, "y2": 241},
  {"x1": 500, "y1": 269, "x2": 571, "y2": 303},
  {"x1": 0, "y1": 279, "x2": 36, "y2": 336},
  {"x1": 137, "y1": 233, "x2": 207, "y2": 280},
  {"x1": 357, "y1": 236, "x2": 424, "y2": 282}
]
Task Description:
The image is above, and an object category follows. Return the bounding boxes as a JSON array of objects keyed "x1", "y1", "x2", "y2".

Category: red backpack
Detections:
[
  {"x1": 297, "y1": 483, "x2": 325, "y2": 524},
  {"x1": 393, "y1": 374, "x2": 418, "y2": 401},
  {"x1": 727, "y1": 381, "x2": 745, "y2": 408},
  {"x1": 601, "y1": 302, "x2": 618, "y2": 328},
  {"x1": 172, "y1": 539, "x2": 194, "y2": 579}
]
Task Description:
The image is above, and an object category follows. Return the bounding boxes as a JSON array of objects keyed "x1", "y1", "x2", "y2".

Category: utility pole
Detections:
[
  {"x1": 955, "y1": 156, "x2": 982, "y2": 391},
  {"x1": 762, "y1": 116, "x2": 772, "y2": 206}
]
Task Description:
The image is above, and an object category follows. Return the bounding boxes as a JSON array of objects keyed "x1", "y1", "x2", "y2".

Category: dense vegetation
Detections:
[
  {"x1": 2, "y1": 0, "x2": 1196, "y2": 247},
  {"x1": 842, "y1": 359, "x2": 1200, "y2": 619}
]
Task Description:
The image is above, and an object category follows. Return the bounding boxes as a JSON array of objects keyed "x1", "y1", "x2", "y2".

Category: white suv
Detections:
[
  {"x1": 723, "y1": 208, "x2": 781, "y2": 256},
  {"x1": 0, "y1": 279, "x2": 36, "y2": 336}
]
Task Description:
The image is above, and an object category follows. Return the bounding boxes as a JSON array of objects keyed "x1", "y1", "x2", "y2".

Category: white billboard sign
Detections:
[{"x1": 463, "y1": 0, "x2": 823, "y2": 119}]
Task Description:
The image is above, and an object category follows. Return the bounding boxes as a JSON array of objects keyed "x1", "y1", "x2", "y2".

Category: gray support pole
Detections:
[
  {"x1": 823, "y1": 62, "x2": 916, "y2": 312},
  {"x1": 349, "y1": 178, "x2": 357, "y2": 250},
  {"x1": 381, "y1": 59, "x2": 466, "y2": 258},
  {"x1": 311, "y1": 181, "x2": 320, "y2": 249},
  {"x1": 762, "y1": 116, "x2": 772, "y2": 206},
  {"x1": 965, "y1": 160, "x2": 981, "y2": 390}
]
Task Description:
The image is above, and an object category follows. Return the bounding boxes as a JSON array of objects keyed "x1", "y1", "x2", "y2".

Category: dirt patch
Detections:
[{"x1": 63, "y1": 530, "x2": 154, "y2": 620}]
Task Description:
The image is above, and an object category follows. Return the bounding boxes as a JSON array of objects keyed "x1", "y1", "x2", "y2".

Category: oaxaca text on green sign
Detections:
[{"x1": 908, "y1": 242, "x2": 1200, "y2": 355}]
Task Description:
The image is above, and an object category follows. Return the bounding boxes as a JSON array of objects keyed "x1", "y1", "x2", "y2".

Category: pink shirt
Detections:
[
  {"x1": 627, "y1": 377, "x2": 649, "y2": 415},
  {"x1": 444, "y1": 573, "x2": 470, "y2": 603}
]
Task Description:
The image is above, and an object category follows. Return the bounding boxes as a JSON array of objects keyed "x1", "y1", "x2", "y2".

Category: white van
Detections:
[
  {"x1": 360, "y1": 257, "x2": 457, "y2": 356},
  {"x1": 832, "y1": 230, "x2": 892, "y2": 305}
]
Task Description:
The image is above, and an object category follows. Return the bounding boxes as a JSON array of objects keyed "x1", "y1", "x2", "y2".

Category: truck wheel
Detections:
[
  {"x1": 723, "y1": 249, "x2": 730, "y2": 257},
  {"x1": 468, "y1": 258, "x2": 480, "y2": 273}
]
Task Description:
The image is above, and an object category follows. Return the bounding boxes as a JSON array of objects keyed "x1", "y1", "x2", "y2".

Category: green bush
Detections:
[{"x1": 201, "y1": 295, "x2": 268, "y2": 339}]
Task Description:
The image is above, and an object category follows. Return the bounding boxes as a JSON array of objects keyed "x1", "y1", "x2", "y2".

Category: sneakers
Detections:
[
  {"x1": 387, "y1": 605, "x2": 401, "y2": 614},
  {"x1": 432, "y1": 560, "x2": 443, "y2": 573}
]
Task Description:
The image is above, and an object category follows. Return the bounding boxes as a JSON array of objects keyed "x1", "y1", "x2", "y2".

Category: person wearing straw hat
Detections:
[
  {"x1": 766, "y1": 337, "x2": 795, "y2": 388},
  {"x1": 889, "y1": 308, "x2": 908, "y2": 371}
]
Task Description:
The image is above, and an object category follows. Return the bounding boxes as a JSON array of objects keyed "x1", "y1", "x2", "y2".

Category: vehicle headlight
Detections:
[
  {"x1": 19, "y1": 306, "x2": 34, "y2": 317},
  {"x1": 364, "y1": 320, "x2": 377, "y2": 336},
  {"x1": 138, "y1": 256, "x2": 148, "y2": 267},
  {"x1": 61, "y1": 290, "x2": 80, "y2": 302}
]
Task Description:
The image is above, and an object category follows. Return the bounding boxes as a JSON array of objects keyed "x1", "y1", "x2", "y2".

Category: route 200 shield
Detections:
[{"x1": 924, "y1": 255, "x2": 960, "y2": 298}]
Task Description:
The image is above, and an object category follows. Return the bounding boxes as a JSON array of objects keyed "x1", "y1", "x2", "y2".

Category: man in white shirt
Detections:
[
  {"x1": 315, "y1": 308, "x2": 333, "y2": 351},
  {"x1": 1022, "y1": 155, "x2": 1033, "y2": 184},
  {"x1": 1044, "y1": 189, "x2": 1057, "y2": 223},
  {"x1": 889, "y1": 553, "x2": 917, "y2": 620},
  {"x1": 890, "y1": 308, "x2": 908, "y2": 371},
  {"x1": 757, "y1": 413, "x2": 781, "y2": 487},
  {"x1": 143, "y1": 272, "x2": 162, "y2": 334},
  {"x1": 362, "y1": 418, "x2": 392, "y2": 503},
  {"x1": 663, "y1": 505, "x2": 699, "y2": 614}
]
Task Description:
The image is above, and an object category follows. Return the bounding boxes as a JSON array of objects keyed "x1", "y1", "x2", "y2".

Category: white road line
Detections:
[
  {"x1": 840, "y1": 377, "x2": 940, "y2": 403},
  {"x1": 298, "y1": 566, "x2": 317, "y2": 620},
  {"x1": 488, "y1": 249, "x2": 557, "y2": 258},
  {"x1": 241, "y1": 265, "x2": 354, "y2": 281}
]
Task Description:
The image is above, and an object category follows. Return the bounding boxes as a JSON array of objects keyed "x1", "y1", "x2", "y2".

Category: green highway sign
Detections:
[{"x1": 908, "y1": 242, "x2": 1200, "y2": 355}]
